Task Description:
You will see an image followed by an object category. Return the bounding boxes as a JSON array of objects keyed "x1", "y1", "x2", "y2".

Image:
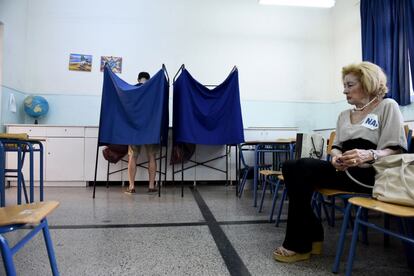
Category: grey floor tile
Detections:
[
  {"x1": 222, "y1": 222, "x2": 413, "y2": 276},
  {"x1": 1, "y1": 226, "x2": 229, "y2": 276},
  {"x1": 1, "y1": 185, "x2": 413, "y2": 276},
  {"x1": 5, "y1": 186, "x2": 205, "y2": 225},
  {"x1": 197, "y1": 185, "x2": 270, "y2": 222}
]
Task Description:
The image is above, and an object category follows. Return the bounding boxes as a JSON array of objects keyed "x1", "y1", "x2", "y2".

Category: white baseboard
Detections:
[{"x1": 7, "y1": 181, "x2": 87, "y2": 187}]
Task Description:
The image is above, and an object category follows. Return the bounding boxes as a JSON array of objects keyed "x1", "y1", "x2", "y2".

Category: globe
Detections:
[{"x1": 24, "y1": 95, "x2": 49, "y2": 123}]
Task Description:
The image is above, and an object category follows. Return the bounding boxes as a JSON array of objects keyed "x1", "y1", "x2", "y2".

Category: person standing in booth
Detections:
[{"x1": 125, "y1": 72, "x2": 158, "y2": 194}]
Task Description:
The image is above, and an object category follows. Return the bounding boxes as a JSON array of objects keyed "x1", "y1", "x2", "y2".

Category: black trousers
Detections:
[{"x1": 281, "y1": 158, "x2": 373, "y2": 253}]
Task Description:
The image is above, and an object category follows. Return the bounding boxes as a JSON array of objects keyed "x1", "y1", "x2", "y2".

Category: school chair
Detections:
[
  {"x1": 332, "y1": 127, "x2": 413, "y2": 273},
  {"x1": 0, "y1": 201, "x2": 60, "y2": 276},
  {"x1": 270, "y1": 175, "x2": 288, "y2": 226},
  {"x1": 339, "y1": 197, "x2": 414, "y2": 275},
  {"x1": 257, "y1": 171, "x2": 288, "y2": 227},
  {"x1": 237, "y1": 144, "x2": 271, "y2": 198},
  {"x1": 258, "y1": 169, "x2": 281, "y2": 213}
]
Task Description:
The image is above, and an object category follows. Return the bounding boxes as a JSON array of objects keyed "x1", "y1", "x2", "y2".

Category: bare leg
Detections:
[
  {"x1": 147, "y1": 152, "x2": 157, "y2": 189},
  {"x1": 128, "y1": 154, "x2": 137, "y2": 190}
]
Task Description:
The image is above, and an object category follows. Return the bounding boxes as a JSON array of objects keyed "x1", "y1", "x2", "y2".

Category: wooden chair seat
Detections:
[
  {"x1": 275, "y1": 138, "x2": 296, "y2": 143},
  {"x1": 0, "y1": 133, "x2": 30, "y2": 150},
  {"x1": 316, "y1": 188, "x2": 358, "y2": 197},
  {"x1": 0, "y1": 201, "x2": 59, "y2": 227},
  {"x1": 0, "y1": 133, "x2": 29, "y2": 140},
  {"x1": 349, "y1": 197, "x2": 414, "y2": 217},
  {"x1": 0, "y1": 201, "x2": 60, "y2": 275},
  {"x1": 259, "y1": 170, "x2": 282, "y2": 176}
]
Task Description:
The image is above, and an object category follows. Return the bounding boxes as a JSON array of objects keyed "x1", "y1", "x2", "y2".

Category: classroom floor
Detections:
[{"x1": 1, "y1": 184, "x2": 413, "y2": 276}]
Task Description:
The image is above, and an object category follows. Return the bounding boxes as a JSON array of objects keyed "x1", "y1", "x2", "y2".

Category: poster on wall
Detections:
[
  {"x1": 100, "y1": 56, "x2": 122, "y2": 73},
  {"x1": 68, "y1": 53, "x2": 92, "y2": 72}
]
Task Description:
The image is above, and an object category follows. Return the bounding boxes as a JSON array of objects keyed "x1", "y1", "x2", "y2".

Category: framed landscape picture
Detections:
[
  {"x1": 100, "y1": 56, "x2": 122, "y2": 73},
  {"x1": 69, "y1": 53, "x2": 92, "y2": 72}
]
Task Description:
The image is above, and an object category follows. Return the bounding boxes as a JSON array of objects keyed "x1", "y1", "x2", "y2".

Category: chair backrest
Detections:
[
  {"x1": 404, "y1": 125, "x2": 412, "y2": 153},
  {"x1": 404, "y1": 125, "x2": 409, "y2": 138},
  {"x1": 327, "y1": 131, "x2": 336, "y2": 157},
  {"x1": 238, "y1": 144, "x2": 249, "y2": 167}
]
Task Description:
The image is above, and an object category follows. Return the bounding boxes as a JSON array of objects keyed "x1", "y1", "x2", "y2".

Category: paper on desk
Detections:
[{"x1": 9, "y1": 93, "x2": 17, "y2": 113}]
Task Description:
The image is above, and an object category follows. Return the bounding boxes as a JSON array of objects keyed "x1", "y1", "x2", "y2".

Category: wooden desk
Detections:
[{"x1": 243, "y1": 139, "x2": 295, "y2": 207}]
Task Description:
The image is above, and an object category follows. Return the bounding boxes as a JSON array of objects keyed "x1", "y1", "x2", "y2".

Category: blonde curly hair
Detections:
[{"x1": 342, "y1": 61, "x2": 388, "y2": 98}]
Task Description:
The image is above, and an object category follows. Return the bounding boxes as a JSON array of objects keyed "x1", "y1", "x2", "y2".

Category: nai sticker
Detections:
[{"x1": 362, "y1": 114, "x2": 379, "y2": 130}]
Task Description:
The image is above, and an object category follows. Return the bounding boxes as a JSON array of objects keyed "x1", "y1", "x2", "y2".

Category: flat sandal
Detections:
[{"x1": 124, "y1": 188, "x2": 136, "y2": 194}]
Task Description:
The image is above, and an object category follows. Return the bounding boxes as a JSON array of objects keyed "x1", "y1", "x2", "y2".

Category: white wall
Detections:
[
  {"x1": 0, "y1": 0, "x2": 377, "y2": 130},
  {"x1": 11, "y1": 0, "x2": 334, "y2": 102},
  {"x1": 0, "y1": 0, "x2": 28, "y2": 92},
  {"x1": 0, "y1": 22, "x2": 3, "y2": 122},
  {"x1": 331, "y1": 0, "x2": 362, "y2": 102}
]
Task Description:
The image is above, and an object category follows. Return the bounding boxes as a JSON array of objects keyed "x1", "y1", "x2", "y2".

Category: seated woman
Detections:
[{"x1": 273, "y1": 61, "x2": 408, "y2": 263}]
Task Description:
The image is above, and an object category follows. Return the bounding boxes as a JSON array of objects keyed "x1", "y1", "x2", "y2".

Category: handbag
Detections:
[
  {"x1": 170, "y1": 143, "x2": 196, "y2": 165},
  {"x1": 295, "y1": 133, "x2": 325, "y2": 160},
  {"x1": 102, "y1": 144, "x2": 128, "y2": 164},
  {"x1": 372, "y1": 154, "x2": 414, "y2": 207}
]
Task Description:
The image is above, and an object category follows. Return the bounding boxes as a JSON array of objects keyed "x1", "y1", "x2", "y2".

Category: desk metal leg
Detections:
[
  {"x1": 158, "y1": 144, "x2": 162, "y2": 197},
  {"x1": 164, "y1": 142, "x2": 168, "y2": 188},
  {"x1": 92, "y1": 144, "x2": 100, "y2": 199},
  {"x1": 235, "y1": 145, "x2": 239, "y2": 196},
  {"x1": 226, "y1": 145, "x2": 229, "y2": 186},
  {"x1": 19, "y1": 149, "x2": 29, "y2": 204},
  {"x1": 172, "y1": 159, "x2": 175, "y2": 183},
  {"x1": 253, "y1": 147, "x2": 258, "y2": 207},
  {"x1": 106, "y1": 161, "x2": 110, "y2": 188},
  {"x1": 17, "y1": 147, "x2": 22, "y2": 205},
  {"x1": 39, "y1": 143, "x2": 44, "y2": 201},
  {"x1": 181, "y1": 144, "x2": 184, "y2": 197},
  {"x1": 0, "y1": 143, "x2": 5, "y2": 207},
  {"x1": 28, "y1": 144, "x2": 34, "y2": 203},
  {"x1": 21, "y1": 174, "x2": 29, "y2": 204}
]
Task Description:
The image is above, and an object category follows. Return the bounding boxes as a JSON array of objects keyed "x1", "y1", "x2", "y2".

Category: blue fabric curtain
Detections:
[
  {"x1": 98, "y1": 66, "x2": 169, "y2": 146},
  {"x1": 173, "y1": 68, "x2": 245, "y2": 145},
  {"x1": 361, "y1": 0, "x2": 413, "y2": 106},
  {"x1": 407, "y1": 0, "x2": 414, "y2": 90}
]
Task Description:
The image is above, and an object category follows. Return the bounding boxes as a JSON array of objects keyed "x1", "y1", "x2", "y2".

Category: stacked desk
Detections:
[
  {"x1": 0, "y1": 133, "x2": 44, "y2": 206},
  {"x1": 239, "y1": 139, "x2": 295, "y2": 206}
]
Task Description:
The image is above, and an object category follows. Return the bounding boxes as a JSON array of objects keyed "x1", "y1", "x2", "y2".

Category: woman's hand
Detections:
[
  {"x1": 331, "y1": 155, "x2": 348, "y2": 171},
  {"x1": 338, "y1": 149, "x2": 372, "y2": 167}
]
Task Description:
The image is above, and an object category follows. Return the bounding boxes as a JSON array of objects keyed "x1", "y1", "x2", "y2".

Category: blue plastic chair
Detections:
[{"x1": 0, "y1": 201, "x2": 60, "y2": 276}]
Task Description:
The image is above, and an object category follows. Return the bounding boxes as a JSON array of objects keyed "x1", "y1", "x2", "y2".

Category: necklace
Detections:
[{"x1": 353, "y1": 97, "x2": 378, "y2": 112}]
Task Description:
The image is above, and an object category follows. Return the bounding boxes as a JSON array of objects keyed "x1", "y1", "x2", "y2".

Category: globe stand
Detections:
[{"x1": 34, "y1": 119, "x2": 39, "y2": 125}]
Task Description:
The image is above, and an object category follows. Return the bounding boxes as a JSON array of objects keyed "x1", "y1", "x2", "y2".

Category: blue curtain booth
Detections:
[
  {"x1": 361, "y1": 0, "x2": 414, "y2": 106},
  {"x1": 98, "y1": 66, "x2": 169, "y2": 146},
  {"x1": 173, "y1": 68, "x2": 245, "y2": 145},
  {"x1": 407, "y1": 0, "x2": 414, "y2": 91}
]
